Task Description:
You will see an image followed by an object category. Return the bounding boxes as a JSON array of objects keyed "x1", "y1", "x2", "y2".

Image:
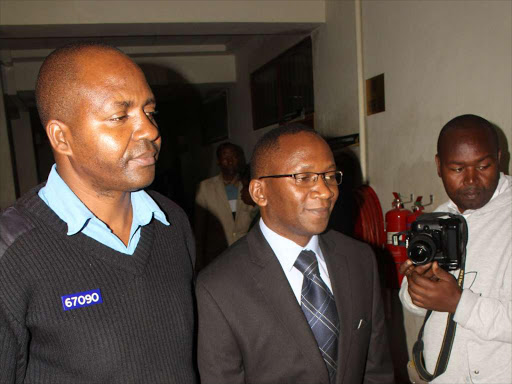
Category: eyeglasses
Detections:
[{"x1": 258, "y1": 171, "x2": 342, "y2": 187}]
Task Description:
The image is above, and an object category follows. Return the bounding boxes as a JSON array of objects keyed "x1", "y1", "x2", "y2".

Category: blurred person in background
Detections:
[{"x1": 195, "y1": 142, "x2": 258, "y2": 270}]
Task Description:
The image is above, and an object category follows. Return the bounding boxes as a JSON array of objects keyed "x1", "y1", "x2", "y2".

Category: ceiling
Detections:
[
  {"x1": 1, "y1": 20, "x2": 320, "y2": 105},
  {"x1": 0, "y1": 22, "x2": 321, "y2": 53}
]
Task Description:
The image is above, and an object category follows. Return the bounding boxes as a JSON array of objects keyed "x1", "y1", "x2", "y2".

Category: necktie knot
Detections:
[{"x1": 294, "y1": 249, "x2": 320, "y2": 278}]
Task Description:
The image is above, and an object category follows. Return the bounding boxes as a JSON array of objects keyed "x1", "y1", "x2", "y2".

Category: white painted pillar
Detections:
[{"x1": 355, "y1": 0, "x2": 368, "y2": 183}]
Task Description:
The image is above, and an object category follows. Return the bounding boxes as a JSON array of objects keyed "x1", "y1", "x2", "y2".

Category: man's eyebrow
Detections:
[
  {"x1": 111, "y1": 98, "x2": 155, "y2": 108},
  {"x1": 295, "y1": 162, "x2": 337, "y2": 171},
  {"x1": 112, "y1": 100, "x2": 133, "y2": 108},
  {"x1": 447, "y1": 154, "x2": 495, "y2": 165},
  {"x1": 144, "y1": 97, "x2": 156, "y2": 107}
]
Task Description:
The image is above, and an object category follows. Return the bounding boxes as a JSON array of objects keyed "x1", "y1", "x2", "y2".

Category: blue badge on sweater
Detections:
[{"x1": 61, "y1": 289, "x2": 103, "y2": 311}]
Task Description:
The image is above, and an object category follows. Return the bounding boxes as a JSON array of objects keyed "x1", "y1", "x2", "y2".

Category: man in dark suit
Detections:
[{"x1": 196, "y1": 124, "x2": 393, "y2": 384}]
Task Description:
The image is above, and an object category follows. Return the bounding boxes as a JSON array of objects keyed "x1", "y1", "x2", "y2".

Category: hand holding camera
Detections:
[
  {"x1": 403, "y1": 261, "x2": 462, "y2": 313},
  {"x1": 400, "y1": 260, "x2": 436, "y2": 281},
  {"x1": 393, "y1": 212, "x2": 468, "y2": 270},
  {"x1": 397, "y1": 212, "x2": 468, "y2": 313}
]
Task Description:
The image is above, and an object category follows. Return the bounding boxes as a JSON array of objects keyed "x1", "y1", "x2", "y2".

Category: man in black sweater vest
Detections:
[{"x1": 0, "y1": 44, "x2": 197, "y2": 383}]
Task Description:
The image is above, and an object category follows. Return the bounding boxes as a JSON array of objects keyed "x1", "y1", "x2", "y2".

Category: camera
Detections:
[{"x1": 392, "y1": 212, "x2": 468, "y2": 270}]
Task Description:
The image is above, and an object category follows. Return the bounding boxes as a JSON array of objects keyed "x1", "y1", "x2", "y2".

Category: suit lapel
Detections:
[
  {"x1": 320, "y1": 233, "x2": 353, "y2": 384},
  {"x1": 247, "y1": 226, "x2": 330, "y2": 384}
]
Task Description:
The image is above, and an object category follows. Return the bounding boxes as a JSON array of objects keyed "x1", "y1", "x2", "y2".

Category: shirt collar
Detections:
[
  {"x1": 131, "y1": 189, "x2": 170, "y2": 228},
  {"x1": 259, "y1": 218, "x2": 323, "y2": 272},
  {"x1": 39, "y1": 164, "x2": 169, "y2": 235},
  {"x1": 39, "y1": 165, "x2": 95, "y2": 235}
]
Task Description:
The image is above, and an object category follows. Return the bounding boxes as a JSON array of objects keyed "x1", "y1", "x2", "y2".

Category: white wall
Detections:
[
  {"x1": 312, "y1": 0, "x2": 359, "y2": 138},
  {"x1": 362, "y1": 0, "x2": 512, "y2": 210}
]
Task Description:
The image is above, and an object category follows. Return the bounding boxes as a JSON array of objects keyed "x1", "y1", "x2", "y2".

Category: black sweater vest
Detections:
[{"x1": 0, "y1": 187, "x2": 197, "y2": 383}]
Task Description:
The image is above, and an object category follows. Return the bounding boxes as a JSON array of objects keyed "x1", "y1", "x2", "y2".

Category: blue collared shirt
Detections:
[
  {"x1": 38, "y1": 164, "x2": 169, "y2": 255},
  {"x1": 259, "y1": 218, "x2": 333, "y2": 304}
]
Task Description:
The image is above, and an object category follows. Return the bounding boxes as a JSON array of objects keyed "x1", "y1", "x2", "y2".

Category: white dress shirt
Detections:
[{"x1": 259, "y1": 218, "x2": 333, "y2": 304}]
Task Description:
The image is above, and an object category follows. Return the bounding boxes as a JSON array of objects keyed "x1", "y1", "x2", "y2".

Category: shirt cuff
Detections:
[{"x1": 454, "y1": 288, "x2": 479, "y2": 326}]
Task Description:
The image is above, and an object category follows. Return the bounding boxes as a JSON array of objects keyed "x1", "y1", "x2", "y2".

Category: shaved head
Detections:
[
  {"x1": 35, "y1": 43, "x2": 127, "y2": 126},
  {"x1": 437, "y1": 114, "x2": 499, "y2": 159},
  {"x1": 436, "y1": 114, "x2": 501, "y2": 212}
]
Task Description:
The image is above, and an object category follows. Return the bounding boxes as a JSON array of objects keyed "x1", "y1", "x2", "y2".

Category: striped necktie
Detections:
[{"x1": 294, "y1": 250, "x2": 339, "y2": 383}]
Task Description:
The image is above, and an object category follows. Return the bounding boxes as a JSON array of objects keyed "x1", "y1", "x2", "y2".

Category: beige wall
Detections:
[
  {"x1": 362, "y1": 0, "x2": 512, "y2": 210},
  {"x1": 1, "y1": 0, "x2": 325, "y2": 25}
]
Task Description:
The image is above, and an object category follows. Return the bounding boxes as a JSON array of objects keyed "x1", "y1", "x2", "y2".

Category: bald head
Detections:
[
  {"x1": 437, "y1": 114, "x2": 499, "y2": 159},
  {"x1": 35, "y1": 43, "x2": 128, "y2": 126}
]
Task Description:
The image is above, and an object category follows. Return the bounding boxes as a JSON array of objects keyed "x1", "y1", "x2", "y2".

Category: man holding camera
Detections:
[{"x1": 399, "y1": 114, "x2": 511, "y2": 383}]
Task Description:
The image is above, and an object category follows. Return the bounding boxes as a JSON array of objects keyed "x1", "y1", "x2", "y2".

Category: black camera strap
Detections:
[{"x1": 412, "y1": 266, "x2": 465, "y2": 382}]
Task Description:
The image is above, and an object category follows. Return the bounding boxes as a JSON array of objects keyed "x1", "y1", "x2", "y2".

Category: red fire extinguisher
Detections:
[
  {"x1": 406, "y1": 196, "x2": 425, "y2": 230},
  {"x1": 385, "y1": 192, "x2": 411, "y2": 288}
]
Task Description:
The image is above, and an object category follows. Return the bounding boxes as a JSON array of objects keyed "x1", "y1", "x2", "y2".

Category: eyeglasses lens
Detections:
[{"x1": 294, "y1": 172, "x2": 342, "y2": 187}]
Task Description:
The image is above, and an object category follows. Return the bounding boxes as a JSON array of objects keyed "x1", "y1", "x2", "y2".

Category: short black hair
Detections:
[
  {"x1": 35, "y1": 42, "x2": 126, "y2": 126},
  {"x1": 250, "y1": 123, "x2": 319, "y2": 178},
  {"x1": 437, "y1": 114, "x2": 499, "y2": 156},
  {"x1": 216, "y1": 142, "x2": 244, "y2": 160}
]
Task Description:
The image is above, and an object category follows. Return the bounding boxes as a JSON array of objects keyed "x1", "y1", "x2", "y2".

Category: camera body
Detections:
[{"x1": 392, "y1": 213, "x2": 468, "y2": 270}]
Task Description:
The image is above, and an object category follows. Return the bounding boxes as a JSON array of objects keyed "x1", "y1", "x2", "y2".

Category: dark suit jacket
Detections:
[{"x1": 196, "y1": 225, "x2": 394, "y2": 384}]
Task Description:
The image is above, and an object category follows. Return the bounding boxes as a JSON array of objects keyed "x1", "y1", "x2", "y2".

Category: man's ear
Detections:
[
  {"x1": 46, "y1": 119, "x2": 73, "y2": 156},
  {"x1": 435, "y1": 154, "x2": 442, "y2": 178},
  {"x1": 249, "y1": 179, "x2": 267, "y2": 207}
]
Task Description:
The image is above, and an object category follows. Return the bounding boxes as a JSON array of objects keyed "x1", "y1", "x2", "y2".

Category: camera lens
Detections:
[{"x1": 408, "y1": 235, "x2": 437, "y2": 265}]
